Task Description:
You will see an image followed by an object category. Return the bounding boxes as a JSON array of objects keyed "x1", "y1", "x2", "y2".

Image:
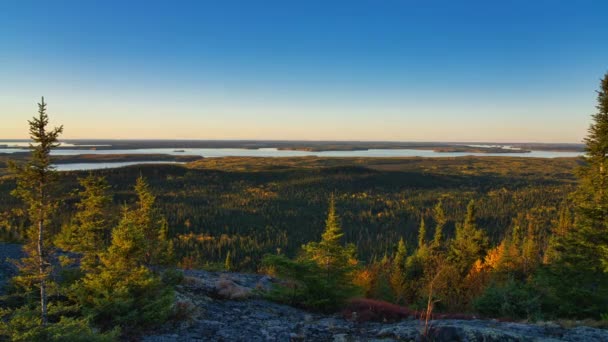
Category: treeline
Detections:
[{"x1": 0, "y1": 159, "x2": 576, "y2": 271}]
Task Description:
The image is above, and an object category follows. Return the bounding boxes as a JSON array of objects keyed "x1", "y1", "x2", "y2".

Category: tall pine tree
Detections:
[
  {"x1": 544, "y1": 72, "x2": 608, "y2": 317},
  {"x1": 10, "y1": 97, "x2": 63, "y2": 326}
]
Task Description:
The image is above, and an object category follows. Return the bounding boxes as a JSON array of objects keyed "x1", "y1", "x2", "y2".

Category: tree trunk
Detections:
[{"x1": 38, "y1": 191, "x2": 48, "y2": 326}]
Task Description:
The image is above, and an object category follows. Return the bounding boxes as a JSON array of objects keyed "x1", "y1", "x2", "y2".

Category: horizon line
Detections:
[{"x1": 0, "y1": 138, "x2": 585, "y2": 145}]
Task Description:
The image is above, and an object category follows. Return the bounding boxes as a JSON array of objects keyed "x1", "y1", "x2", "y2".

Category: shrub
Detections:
[
  {"x1": 343, "y1": 298, "x2": 415, "y2": 322},
  {"x1": 262, "y1": 254, "x2": 359, "y2": 312},
  {"x1": 0, "y1": 307, "x2": 118, "y2": 342},
  {"x1": 170, "y1": 300, "x2": 198, "y2": 323},
  {"x1": 162, "y1": 269, "x2": 184, "y2": 287},
  {"x1": 473, "y1": 279, "x2": 541, "y2": 320}
]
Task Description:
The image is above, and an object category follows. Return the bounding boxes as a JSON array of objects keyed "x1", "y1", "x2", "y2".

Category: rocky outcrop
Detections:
[
  {"x1": 1, "y1": 247, "x2": 606, "y2": 341},
  {"x1": 143, "y1": 270, "x2": 608, "y2": 342},
  {"x1": 0, "y1": 246, "x2": 604, "y2": 342}
]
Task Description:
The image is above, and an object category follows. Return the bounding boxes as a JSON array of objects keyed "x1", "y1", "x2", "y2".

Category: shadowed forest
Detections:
[{"x1": 0, "y1": 156, "x2": 579, "y2": 270}]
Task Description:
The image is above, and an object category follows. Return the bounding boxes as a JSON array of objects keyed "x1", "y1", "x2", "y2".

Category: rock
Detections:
[
  {"x1": 562, "y1": 326, "x2": 608, "y2": 342},
  {"x1": 332, "y1": 333, "x2": 348, "y2": 342},
  {"x1": 215, "y1": 274, "x2": 251, "y2": 300},
  {"x1": 135, "y1": 270, "x2": 608, "y2": 342}
]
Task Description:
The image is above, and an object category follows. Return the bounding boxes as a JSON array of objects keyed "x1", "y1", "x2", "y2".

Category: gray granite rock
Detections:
[{"x1": 142, "y1": 270, "x2": 608, "y2": 342}]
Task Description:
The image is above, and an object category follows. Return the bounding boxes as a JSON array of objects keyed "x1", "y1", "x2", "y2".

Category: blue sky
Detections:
[{"x1": 1, "y1": 0, "x2": 607, "y2": 142}]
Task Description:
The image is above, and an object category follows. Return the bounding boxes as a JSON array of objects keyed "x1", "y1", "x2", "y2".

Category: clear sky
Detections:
[{"x1": 1, "y1": 1, "x2": 607, "y2": 142}]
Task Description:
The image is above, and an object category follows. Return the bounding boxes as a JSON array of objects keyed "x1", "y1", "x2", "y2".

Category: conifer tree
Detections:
[
  {"x1": 544, "y1": 205, "x2": 572, "y2": 264},
  {"x1": 576, "y1": 72, "x2": 608, "y2": 271},
  {"x1": 124, "y1": 176, "x2": 174, "y2": 266},
  {"x1": 298, "y1": 194, "x2": 359, "y2": 310},
  {"x1": 10, "y1": 97, "x2": 63, "y2": 326},
  {"x1": 417, "y1": 217, "x2": 427, "y2": 249},
  {"x1": 302, "y1": 194, "x2": 356, "y2": 279},
  {"x1": 55, "y1": 174, "x2": 112, "y2": 271},
  {"x1": 521, "y1": 221, "x2": 540, "y2": 276},
  {"x1": 389, "y1": 238, "x2": 408, "y2": 303},
  {"x1": 76, "y1": 178, "x2": 174, "y2": 331},
  {"x1": 449, "y1": 200, "x2": 489, "y2": 274},
  {"x1": 543, "y1": 72, "x2": 608, "y2": 317},
  {"x1": 432, "y1": 201, "x2": 446, "y2": 249}
]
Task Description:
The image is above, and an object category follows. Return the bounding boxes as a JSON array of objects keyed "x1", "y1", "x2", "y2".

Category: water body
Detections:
[
  {"x1": 54, "y1": 161, "x2": 184, "y2": 171},
  {"x1": 0, "y1": 147, "x2": 583, "y2": 159},
  {"x1": 0, "y1": 147, "x2": 583, "y2": 171}
]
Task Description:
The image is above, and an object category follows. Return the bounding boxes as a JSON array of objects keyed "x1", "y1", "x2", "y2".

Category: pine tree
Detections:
[
  {"x1": 543, "y1": 72, "x2": 608, "y2": 317},
  {"x1": 417, "y1": 217, "x2": 427, "y2": 249},
  {"x1": 302, "y1": 194, "x2": 355, "y2": 279},
  {"x1": 521, "y1": 221, "x2": 540, "y2": 277},
  {"x1": 432, "y1": 200, "x2": 446, "y2": 249},
  {"x1": 389, "y1": 238, "x2": 408, "y2": 303},
  {"x1": 576, "y1": 72, "x2": 608, "y2": 271},
  {"x1": 449, "y1": 200, "x2": 489, "y2": 274},
  {"x1": 76, "y1": 178, "x2": 174, "y2": 331},
  {"x1": 125, "y1": 176, "x2": 173, "y2": 266},
  {"x1": 55, "y1": 174, "x2": 112, "y2": 271},
  {"x1": 298, "y1": 194, "x2": 359, "y2": 311},
  {"x1": 78, "y1": 208, "x2": 174, "y2": 331},
  {"x1": 544, "y1": 205, "x2": 572, "y2": 264},
  {"x1": 10, "y1": 97, "x2": 63, "y2": 326}
]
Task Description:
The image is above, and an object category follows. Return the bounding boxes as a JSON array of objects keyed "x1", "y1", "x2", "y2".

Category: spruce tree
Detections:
[
  {"x1": 449, "y1": 200, "x2": 489, "y2": 274},
  {"x1": 299, "y1": 194, "x2": 359, "y2": 310},
  {"x1": 432, "y1": 200, "x2": 446, "y2": 249},
  {"x1": 302, "y1": 194, "x2": 355, "y2": 278},
  {"x1": 544, "y1": 205, "x2": 572, "y2": 264},
  {"x1": 55, "y1": 174, "x2": 112, "y2": 271},
  {"x1": 417, "y1": 217, "x2": 426, "y2": 249},
  {"x1": 10, "y1": 97, "x2": 63, "y2": 326},
  {"x1": 76, "y1": 177, "x2": 174, "y2": 331},
  {"x1": 126, "y1": 176, "x2": 173, "y2": 266},
  {"x1": 389, "y1": 238, "x2": 408, "y2": 303},
  {"x1": 544, "y1": 72, "x2": 608, "y2": 317},
  {"x1": 78, "y1": 207, "x2": 173, "y2": 331}
]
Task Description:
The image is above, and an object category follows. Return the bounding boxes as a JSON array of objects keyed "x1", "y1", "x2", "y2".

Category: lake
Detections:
[
  {"x1": 54, "y1": 161, "x2": 184, "y2": 171},
  {"x1": 0, "y1": 147, "x2": 584, "y2": 171}
]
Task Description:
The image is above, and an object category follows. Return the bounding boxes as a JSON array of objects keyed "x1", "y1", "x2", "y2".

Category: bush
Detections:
[
  {"x1": 262, "y1": 254, "x2": 359, "y2": 312},
  {"x1": 473, "y1": 279, "x2": 541, "y2": 320},
  {"x1": 161, "y1": 268, "x2": 184, "y2": 287},
  {"x1": 343, "y1": 298, "x2": 415, "y2": 322},
  {"x1": 534, "y1": 266, "x2": 608, "y2": 319},
  {"x1": 0, "y1": 307, "x2": 117, "y2": 342},
  {"x1": 78, "y1": 266, "x2": 174, "y2": 333}
]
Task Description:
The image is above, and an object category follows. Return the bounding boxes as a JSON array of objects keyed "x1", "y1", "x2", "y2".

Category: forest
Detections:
[
  {"x1": 0, "y1": 155, "x2": 580, "y2": 270},
  {"x1": 0, "y1": 72, "x2": 607, "y2": 340}
]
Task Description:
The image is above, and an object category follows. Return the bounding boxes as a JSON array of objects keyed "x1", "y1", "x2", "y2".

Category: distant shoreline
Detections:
[{"x1": 0, "y1": 140, "x2": 584, "y2": 153}]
